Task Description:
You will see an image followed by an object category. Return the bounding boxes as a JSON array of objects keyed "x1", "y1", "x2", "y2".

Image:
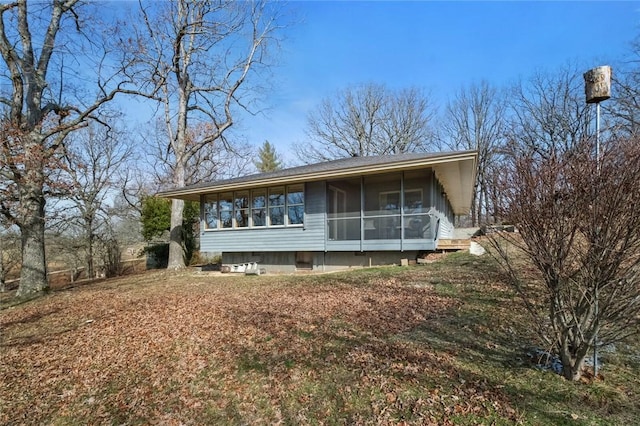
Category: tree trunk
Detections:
[
  {"x1": 86, "y1": 240, "x2": 94, "y2": 279},
  {"x1": 167, "y1": 198, "x2": 185, "y2": 269},
  {"x1": 477, "y1": 184, "x2": 485, "y2": 226},
  {"x1": 86, "y1": 223, "x2": 95, "y2": 279},
  {"x1": 0, "y1": 234, "x2": 5, "y2": 293},
  {"x1": 470, "y1": 191, "x2": 478, "y2": 227},
  {"x1": 166, "y1": 153, "x2": 187, "y2": 269},
  {"x1": 16, "y1": 189, "x2": 48, "y2": 297},
  {"x1": 559, "y1": 346, "x2": 587, "y2": 381},
  {"x1": 166, "y1": 94, "x2": 187, "y2": 270},
  {"x1": 16, "y1": 132, "x2": 49, "y2": 297}
]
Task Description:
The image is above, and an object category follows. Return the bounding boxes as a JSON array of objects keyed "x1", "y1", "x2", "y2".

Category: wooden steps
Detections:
[{"x1": 436, "y1": 238, "x2": 471, "y2": 251}]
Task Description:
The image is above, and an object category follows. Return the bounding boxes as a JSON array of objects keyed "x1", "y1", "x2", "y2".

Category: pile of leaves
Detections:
[{"x1": 1, "y1": 252, "x2": 638, "y2": 425}]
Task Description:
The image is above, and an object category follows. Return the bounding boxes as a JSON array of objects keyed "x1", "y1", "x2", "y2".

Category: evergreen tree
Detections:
[
  {"x1": 140, "y1": 196, "x2": 199, "y2": 264},
  {"x1": 140, "y1": 196, "x2": 172, "y2": 242},
  {"x1": 255, "y1": 141, "x2": 283, "y2": 172}
]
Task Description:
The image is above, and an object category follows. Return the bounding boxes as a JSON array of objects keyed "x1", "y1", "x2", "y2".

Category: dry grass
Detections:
[{"x1": 1, "y1": 252, "x2": 638, "y2": 425}]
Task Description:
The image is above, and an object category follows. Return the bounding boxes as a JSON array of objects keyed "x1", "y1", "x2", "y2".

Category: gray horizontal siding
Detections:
[
  {"x1": 201, "y1": 226, "x2": 322, "y2": 252},
  {"x1": 200, "y1": 181, "x2": 326, "y2": 253}
]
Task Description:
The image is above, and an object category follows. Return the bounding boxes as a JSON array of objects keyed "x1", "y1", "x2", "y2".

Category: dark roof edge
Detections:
[{"x1": 157, "y1": 150, "x2": 478, "y2": 200}]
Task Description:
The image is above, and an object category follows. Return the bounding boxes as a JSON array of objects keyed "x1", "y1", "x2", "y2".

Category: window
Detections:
[
  {"x1": 295, "y1": 251, "x2": 313, "y2": 270},
  {"x1": 287, "y1": 185, "x2": 304, "y2": 225},
  {"x1": 234, "y1": 191, "x2": 249, "y2": 228},
  {"x1": 268, "y1": 187, "x2": 285, "y2": 226},
  {"x1": 204, "y1": 194, "x2": 218, "y2": 229},
  {"x1": 219, "y1": 192, "x2": 233, "y2": 228},
  {"x1": 252, "y1": 190, "x2": 266, "y2": 227},
  {"x1": 203, "y1": 185, "x2": 304, "y2": 230}
]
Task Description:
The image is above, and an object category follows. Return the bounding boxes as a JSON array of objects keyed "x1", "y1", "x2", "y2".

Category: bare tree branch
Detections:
[
  {"x1": 442, "y1": 81, "x2": 506, "y2": 225},
  {"x1": 487, "y1": 135, "x2": 640, "y2": 381},
  {"x1": 297, "y1": 83, "x2": 436, "y2": 163}
]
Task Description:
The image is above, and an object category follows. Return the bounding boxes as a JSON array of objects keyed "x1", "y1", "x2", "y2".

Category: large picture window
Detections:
[{"x1": 203, "y1": 186, "x2": 304, "y2": 230}]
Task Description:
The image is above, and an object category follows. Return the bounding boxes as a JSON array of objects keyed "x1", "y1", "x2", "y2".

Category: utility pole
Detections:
[{"x1": 583, "y1": 65, "x2": 612, "y2": 379}]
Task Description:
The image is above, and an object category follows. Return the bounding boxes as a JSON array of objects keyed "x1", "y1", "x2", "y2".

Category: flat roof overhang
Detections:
[{"x1": 157, "y1": 151, "x2": 478, "y2": 215}]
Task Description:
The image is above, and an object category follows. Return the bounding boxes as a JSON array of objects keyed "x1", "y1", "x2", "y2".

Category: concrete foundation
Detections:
[{"x1": 221, "y1": 251, "x2": 421, "y2": 274}]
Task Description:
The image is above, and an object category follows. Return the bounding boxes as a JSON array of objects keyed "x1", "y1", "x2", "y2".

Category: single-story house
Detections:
[{"x1": 157, "y1": 150, "x2": 477, "y2": 272}]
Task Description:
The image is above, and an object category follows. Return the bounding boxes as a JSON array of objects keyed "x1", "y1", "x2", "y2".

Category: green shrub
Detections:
[{"x1": 144, "y1": 243, "x2": 169, "y2": 269}]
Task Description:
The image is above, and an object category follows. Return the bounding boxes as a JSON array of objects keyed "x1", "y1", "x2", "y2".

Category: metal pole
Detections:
[
  {"x1": 596, "y1": 102, "x2": 601, "y2": 173},
  {"x1": 584, "y1": 65, "x2": 611, "y2": 379},
  {"x1": 593, "y1": 102, "x2": 600, "y2": 378}
]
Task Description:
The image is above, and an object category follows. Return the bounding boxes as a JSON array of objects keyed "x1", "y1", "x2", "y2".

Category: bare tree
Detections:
[
  {"x1": 0, "y1": 1, "x2": 133, "y2": 297},
  {"x1": 609, "y1": 75, "x2": 640, "y2": 136},
  {"x1": 506, "y1": 65, "x2": 592, "y2": 159},
  {"x1": 442, "y1": 81, "x2": 506, "y2": 225},
  {"x1": 61, "y1": 123, "x2": 133, "y2": 279},
  {"x1": 488, "y1": 136, "x2": 640, "y2": 381},
  {"x1": 127, "y1": 0, "x2": 284, "y2": 269},
  {"x1": 298, "y1": 83, "x2": 436, "y2": 162},
  {"x1": 144, "y1": 119, "x2": 254, "y2": 189},
  {"x1": 379, "y1": 87, "x2": 437, "y2": 155},
  {"x1": 607, "y1": 38, "x2": 640, "y2": 136}
]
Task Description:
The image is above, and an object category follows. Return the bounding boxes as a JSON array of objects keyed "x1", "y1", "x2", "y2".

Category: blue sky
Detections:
[{"x1": 236, "y1": 1, "x2": 640, "y2": 163}]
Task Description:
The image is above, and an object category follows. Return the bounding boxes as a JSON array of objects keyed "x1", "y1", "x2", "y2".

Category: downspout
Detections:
[
  {"x1": 400, "y1": 171, "x2": 405, "y2": 252},
  {"x1": 360, "y1": 176, "x2": 365, "y2": 253},
  {"x1": 199, "y1": 195, "x2": 206, "y2": 237},
  {"x1": 323, "y1": 181, "x2": 328, "y2": 254}
]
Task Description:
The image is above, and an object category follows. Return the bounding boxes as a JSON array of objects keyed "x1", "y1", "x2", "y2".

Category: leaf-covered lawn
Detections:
[{"x1": 1, "y1": 252, "x2": 639, "y2": 425}]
